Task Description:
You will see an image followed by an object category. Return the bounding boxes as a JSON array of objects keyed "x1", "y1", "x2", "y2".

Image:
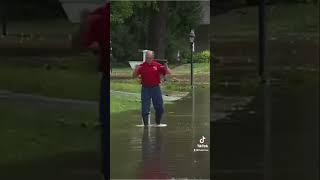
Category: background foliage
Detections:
[{"x1": 110, "y1": 1, "x2": 202, "y2": 64}]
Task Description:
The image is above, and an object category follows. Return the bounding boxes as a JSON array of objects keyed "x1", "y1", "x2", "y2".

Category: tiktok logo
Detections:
[
  {"x1": 199, "y1": 136, "x2": 206, "y2": 144},
  {"x1": 194, "y1": 136, "x2": 209, "y2": 152}
]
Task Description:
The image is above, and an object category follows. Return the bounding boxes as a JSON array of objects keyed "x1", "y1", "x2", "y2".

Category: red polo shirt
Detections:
[
  {"x1": 84, "y1": 3, "x2": 110, "y2": 74},
  {"x1": 137, "y1": 60, "x2": 167, "y2": 87}
]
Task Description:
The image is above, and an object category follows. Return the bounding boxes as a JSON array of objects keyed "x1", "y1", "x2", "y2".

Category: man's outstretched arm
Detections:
[
  {"x1": 132, "y1": 65, "x2": 140, "y2": 77},
  {"x1": 164, "y1": 63, "x2": 172, "y2": 75}
]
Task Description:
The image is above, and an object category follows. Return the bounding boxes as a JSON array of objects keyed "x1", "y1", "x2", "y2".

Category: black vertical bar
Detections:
[{"x1": 259, "y1": 0, "x2": 266, "y2": 83}]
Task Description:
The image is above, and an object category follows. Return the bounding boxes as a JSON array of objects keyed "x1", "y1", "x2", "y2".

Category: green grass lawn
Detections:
[
  {"x1": 0, "y1": 62, "x2": 207, "y2": 100},
  {"x1": 110, "y1": 63, "x2": 210, "y2": 112},
  {"x1": 110, "y1": 62, "x2": 209, "y2": 93},
  {"x1": 111, "y1": 79, "x2": 140, "y2": 93},
  {"x1": 111, "y1": 65, "x2": 133, "y2": 73},
  {"x1": 110, "y1": 94, "x2": 140, "y2": 113},
  {"x1": 0, "y1": 57, "x2": 209, "y2": 114},
  {"x1": 172, "y1": 63, "x2": 210, "y2": 74},
  {"x1": 111, "y1": 62, "x2": 210, "y2": 74}
]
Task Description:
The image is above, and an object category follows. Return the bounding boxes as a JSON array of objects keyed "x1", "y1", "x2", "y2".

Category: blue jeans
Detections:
[{"x1": 141, "y1": 85, "x2": 164, "y2": 125}]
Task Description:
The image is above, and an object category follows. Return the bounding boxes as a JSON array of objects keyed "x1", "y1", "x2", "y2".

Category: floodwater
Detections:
[{"x1": 110, "y1": 86, "x2": 210, "y2": 179}]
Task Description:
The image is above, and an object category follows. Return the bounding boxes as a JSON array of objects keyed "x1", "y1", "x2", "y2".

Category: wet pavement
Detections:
[{"x1": 110, "y1": 86, "x2": 210, "y2": 179}]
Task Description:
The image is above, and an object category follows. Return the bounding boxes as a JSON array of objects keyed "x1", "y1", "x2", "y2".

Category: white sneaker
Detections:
[{"x1": 152, "y1": 124, "x2": 167, "y2": 127}]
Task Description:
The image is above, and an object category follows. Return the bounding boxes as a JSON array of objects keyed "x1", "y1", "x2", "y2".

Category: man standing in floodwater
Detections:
[{"x1": 133, "y1": 51, "x2": 171, "y2": 126}]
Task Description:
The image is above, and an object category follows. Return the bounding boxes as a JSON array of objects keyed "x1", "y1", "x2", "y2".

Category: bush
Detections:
[
  {"x1": 166, "y1": 40, "x2": 191, "y2": 64},
  {"x1": 193, "y1": 50, "x2": 210, "y2": 63}
]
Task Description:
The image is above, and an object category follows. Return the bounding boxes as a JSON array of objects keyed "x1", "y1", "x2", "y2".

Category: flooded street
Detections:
[{"x1": 110, "y1": 86, "x2": 210, "y2": 179}]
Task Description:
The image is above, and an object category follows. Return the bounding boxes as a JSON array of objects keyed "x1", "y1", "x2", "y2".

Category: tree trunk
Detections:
[{"x1": 148, "y1": 1, "x2": 168, "y2": 59}]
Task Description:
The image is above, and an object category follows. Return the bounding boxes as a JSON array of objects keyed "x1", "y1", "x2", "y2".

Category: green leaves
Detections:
[
  {"x1": 110, "y1": 1, "x2": 203, "y2": 64},
  {"x1": 193, "y1": 50, "x2": 210, "y2": 63},
  {"x1": 111, "y1": 1, "x2": 160, "y2": 24},
  {"x1": 111, "y1": 1, "x2": 134, "y2": 24}
]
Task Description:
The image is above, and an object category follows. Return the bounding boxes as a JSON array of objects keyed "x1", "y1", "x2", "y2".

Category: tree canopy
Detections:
[{"x1": 111, "y1": 1, "x2": 202, "y2": 64}]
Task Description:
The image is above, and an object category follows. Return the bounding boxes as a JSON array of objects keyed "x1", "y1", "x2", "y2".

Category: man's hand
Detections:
[
  {"x1": 164, "y1": 63, "x2": 172, "y2": 75},
  {"x1": 132, "y1": 64, "x2": 140, "y2": 77},
  {"x1": 164, "y1": 63, "x2": 169, "y2": 69}
]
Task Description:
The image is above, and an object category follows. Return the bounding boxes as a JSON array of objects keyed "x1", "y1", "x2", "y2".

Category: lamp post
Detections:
[{"x1": 189, "y1": 29, "x2": 195, "y2": 86}]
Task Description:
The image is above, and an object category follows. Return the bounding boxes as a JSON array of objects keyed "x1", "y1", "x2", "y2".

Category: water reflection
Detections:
[{"x1": 138, "y1": 127, "x2": 167, "y2": 179}]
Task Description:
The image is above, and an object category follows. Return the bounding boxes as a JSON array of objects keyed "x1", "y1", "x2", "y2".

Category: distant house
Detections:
[{"x1": 59, "y1": 0, "x2": 105, "y2": 23}]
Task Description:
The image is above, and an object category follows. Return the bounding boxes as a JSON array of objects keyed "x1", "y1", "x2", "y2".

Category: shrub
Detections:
[{"x1": 193, "y1": 50, "x2": 210, "y2": 63}]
